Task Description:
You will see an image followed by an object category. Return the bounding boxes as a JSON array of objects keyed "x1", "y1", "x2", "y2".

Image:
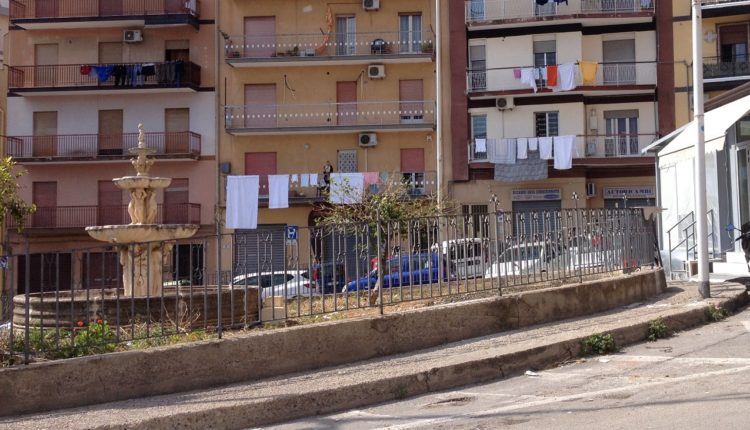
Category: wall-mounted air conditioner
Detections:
[
  {"x1": 123, "y1": 30, "x2": 143, "y2": 43},
  {"x1": 496, "y1": 97, "x2": 514, "y2": 110},
  {"x1": 359, "y1": 132, "x2": 378, "y2": 148},
  {"x1": 368, "y1": 64, "x2": 385, "y2": 79},
  {"x1": 363, "y1": 0, "x2": 380, "y2": 11}
]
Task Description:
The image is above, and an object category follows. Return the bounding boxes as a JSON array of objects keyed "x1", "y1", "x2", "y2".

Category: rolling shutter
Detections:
[
  {"x1": 233, "y1": 226, "x2": 287, "y2": 277},
  {"x1": 511, "y1": 200, "x2": 562, "y2": 237}
]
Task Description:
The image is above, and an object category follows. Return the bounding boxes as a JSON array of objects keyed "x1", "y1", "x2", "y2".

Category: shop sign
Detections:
[
  {"x1": 603, "y1": 186, "x2": 656, "y2": 199},
  {"x1": 511, "y1": 188, "x2": 562, "y2": 201}
]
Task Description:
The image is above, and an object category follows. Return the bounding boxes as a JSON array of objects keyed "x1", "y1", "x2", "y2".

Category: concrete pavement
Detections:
[{"x1": 0, "y1": 275, "x2": 746, "y2": 430}]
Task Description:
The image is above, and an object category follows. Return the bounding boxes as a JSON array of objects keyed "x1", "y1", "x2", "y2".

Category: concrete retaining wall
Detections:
[{"x1": 0, "y1": 269, "x2": 666, "y2": 417}]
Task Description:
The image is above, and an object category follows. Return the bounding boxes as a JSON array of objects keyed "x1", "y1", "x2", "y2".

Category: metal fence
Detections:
[{"x1": 1, "y1": 207, "x2": 658, "y2": 364}]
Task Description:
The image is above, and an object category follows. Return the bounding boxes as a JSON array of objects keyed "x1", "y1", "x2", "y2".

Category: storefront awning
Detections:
[{"x1": 652, "y1": 94, "x2": 750, "y2": 165}]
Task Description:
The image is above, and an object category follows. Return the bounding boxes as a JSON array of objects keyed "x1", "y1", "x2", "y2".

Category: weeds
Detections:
[
  {"x1": 647, "y1": 317, "x2": 671, "y2": 342},
  {"x1": 580, "y1": 333, "x2": 617, "y2": 356},
  {"x1": 705, "y1": 305, "x2": 728, "y2": 322}
]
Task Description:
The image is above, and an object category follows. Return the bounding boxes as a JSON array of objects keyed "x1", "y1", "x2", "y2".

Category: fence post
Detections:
[
  {"x1": 217, "y1": 232, "x2": 223, "y2": 339},
  {"x1": 490, "y1": 194, "x2": 501, "y2": 293},
  {"x1": 376, "y1": 208, "x2": 384, "y2": 315},
  {"x1": 23, "y1": 238, "x2": 30, "y2": 364},
  {"x1": 572, "y1": 192, "x2": 582, "y2": 283}
]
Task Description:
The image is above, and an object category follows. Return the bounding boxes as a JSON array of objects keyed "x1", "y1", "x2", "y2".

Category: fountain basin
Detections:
[
  {"x1": 114, "y1": 176, "x2": 172, "y2": 190},
  {"x1": 86, "y1": 224, "x2": 199, "y2": 244}
]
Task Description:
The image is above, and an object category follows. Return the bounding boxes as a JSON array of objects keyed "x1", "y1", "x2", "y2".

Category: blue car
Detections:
[{"x1": 344, "y1": 253, "x2": 448, "y2": 292}]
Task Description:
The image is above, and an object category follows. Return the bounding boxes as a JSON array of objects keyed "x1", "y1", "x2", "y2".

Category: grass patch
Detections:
[{"x1": 580, "y1": 333, "x2": 617, "y2": 356}]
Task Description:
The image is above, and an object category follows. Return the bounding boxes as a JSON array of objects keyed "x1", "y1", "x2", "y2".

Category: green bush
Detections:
[
  {"x1": 647, "y1": 317, "x2": 671, "y2": 342},
  {"x1": 705, "y1": 305, "x2": 728, "y2": 322},
  {"x1": 580, "y1": 333, "x2": 617, "y2": 356}
]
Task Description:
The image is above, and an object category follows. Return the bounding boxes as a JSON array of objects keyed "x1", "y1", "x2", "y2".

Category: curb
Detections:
[{"x1": 107, "y1": 288, "x2": 749, "y2": 430}]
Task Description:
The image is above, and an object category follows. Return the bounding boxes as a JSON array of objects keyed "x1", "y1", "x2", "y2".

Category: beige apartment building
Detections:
[
  {"x1": 218, "y1": 0, "x2": 437, "y2": 270},
  {"x1": 4, "y1": 0, "x2": 217, "y2": 291}
]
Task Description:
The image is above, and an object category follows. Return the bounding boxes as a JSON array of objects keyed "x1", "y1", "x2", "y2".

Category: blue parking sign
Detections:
[{"x1": 286, "y1": 225, "x2": 298, "y2": 241}]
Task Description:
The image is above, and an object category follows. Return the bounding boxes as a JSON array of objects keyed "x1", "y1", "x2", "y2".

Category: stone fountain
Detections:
[{"x1": 86, "y1": 124, "x2": 199, "y2": 297}]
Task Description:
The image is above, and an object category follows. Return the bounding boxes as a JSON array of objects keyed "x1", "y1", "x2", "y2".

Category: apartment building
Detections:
[
  {"x1": 5, "y1": 0, "x2": 217, "y2": 289},
  {"x1": 219, "y1": 0, "x2": 437, "y2": 270},
  {"x1": 447, "y1": 0, "x2": 669, "y2": 219}
]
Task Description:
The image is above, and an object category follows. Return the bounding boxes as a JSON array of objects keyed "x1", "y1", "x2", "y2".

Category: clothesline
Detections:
[
  {"x1": 474, "y1": 135, "x2": 578, "y2": 170},
  {"x1": 515, "y1": 61, "x2": 599, "y2": 93},
  {"x1": 80, "y1": 61, "x2": 186, "y2": 87}
]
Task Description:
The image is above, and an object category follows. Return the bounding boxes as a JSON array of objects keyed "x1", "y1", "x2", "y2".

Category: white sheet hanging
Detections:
[
  {"x1": 528, "y1": 137, "x2": 539, "y2": 151},
  {"x1": 555, "y1": 63, "x2": 577, "y2": 92},
  {"x1": 516, "y1": 137, "x2": 528, "y2": 160},
  {"x1": 520, "y1": 68, "x2": 538, "y2": 93},
  {"x1": 553, "y1": 135, "x2": 575, "y2": 170},
  {"x1": 330, "y1": 173, "x2": 365, "y2": 204},
  {"x1": 268, "y1": 174, "x2": 289, "y2": 209},
  {"x1": 538, "y1": 137, "x2": 554, "y2": 160},
  {"x1": 300, "y1": 173, "x2": 310, "y2": 187},
  {"x1": 226, "y1": 176, "x2": 259, "y2": 230}
]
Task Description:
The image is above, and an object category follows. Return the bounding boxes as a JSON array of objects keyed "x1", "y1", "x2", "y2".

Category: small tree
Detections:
[
  {"x1": 314, "y1": 176, "x2": 449, "y2": 304},
  {"x1": 0, "y1": 157, "x2": 36, "y2": 232}
]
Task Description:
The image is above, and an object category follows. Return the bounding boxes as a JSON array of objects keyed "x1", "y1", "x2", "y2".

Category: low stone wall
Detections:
[{"x1": 0, "y1": 269, "x2": 666, "y2": 417}]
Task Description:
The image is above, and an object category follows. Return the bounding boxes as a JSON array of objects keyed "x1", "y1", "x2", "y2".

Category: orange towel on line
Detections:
[
  {"x1": 579, "y1": 61, "x2": 598, "y2": 85},
  {"x1": 546, "y1": 65, "x2": 558, "y2": 87}
]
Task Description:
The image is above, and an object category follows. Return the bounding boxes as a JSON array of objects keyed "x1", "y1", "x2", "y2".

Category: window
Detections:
[
  {"x1": 336, "y1": 15, "x2": 356, "y2": 56},
  {"x1": 32, "y1": 111, "x2": 57, "y2": 157},
  {"x1": 719, "y1": 23, "x2": 748, "y2": 63},
  {"x1": 471, "y1": 115, "x2": 488, "y2": 160},
  {"x1": 399, "y1": 79, "x2": 424, "y2": 123},
  {"x1": 401, "y1": 148, "x2": 425, "y2": 196},
  {"x1": 165, "y1": 40, "x2": 190, "y2": 62},
  {"x1": 244, "y1": 84, "x2": 277, "y2": 128},
  {"x1": 337, "y1": 149, "x2": 358, "y2": 173},
  {"x1": 164, "y1": 178, "x2": 189, "y2": 223},
  {"x1": 32, "y1": 182, "x2": 57, "y2": 228},
  {"x1": 98, "y1": 109, "x2": 123, "y2": 155},
  {"x1": 535, "y1": 112, "x2": 559, "y2": 137},
  {"x1": 469, "y1": 0, "x2": 485, "y2": 20},
  {"x1": 602, "y1": 39, "x2": 636, "y2": 85},
  {"x1": 469, "y1": 44, "x2": 486, "y2": 91},
  {"x1": 165, "y1": 108, "x2": 190, "y2": 153},
  {"x1": 399, "y1": 14, "x2": 422, "y2": 53},
  {"x1": 604, "y1": 110, "x2": 639, "y2": 156},
  {"x1": 533, "y1": 40, "x2": 556, "y2": 87}
]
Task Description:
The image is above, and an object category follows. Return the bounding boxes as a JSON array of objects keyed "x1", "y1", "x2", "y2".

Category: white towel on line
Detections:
[
  {"x1": 300, "y1": 173, "x2": 310, "y2": 187},
  {"x1": 330, "y1": 173, "x2": 365, "y2": 204},
  {"x1": 520, "y1": 68, "x2": 537, "y2": 93},
  {"x1": 516, "y1": 137, "x2": 528, "y2": 160},
  {"x1": 555, "y1": 63, "x2": 577, "y2": 92},
  {"x1": 309, "y1": 173, "x2": 319, "y2": 186},
  {"x1": 553, "y1": 135, "x2": 576, "y2": 170},
  {"x1": 528, "y1": 137, "x2": 539, "y2": 151},
  {"x1": 290, "y1": 174, "x2": 299, "y2": 185},
  {"x1": 475, "y1": 138, "x2": 487, "y2": 153},
  {"x1": 538, "y1": 137, "x2": 554, "y2": 160},
  {"x1": 268, "y1": 174, "x2": 289, "y2": 209},
  {"x1": 225, "y1": 176, "x2": 259, "y2": 230}
]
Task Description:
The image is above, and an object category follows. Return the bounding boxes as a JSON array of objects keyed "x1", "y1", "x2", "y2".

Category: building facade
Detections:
[
  {"x1": 447, "y1": 0, "x2": 669, "y2": 218},
  {"x1": 4, "y1": 0, "x2": 218, "y2": 290}
]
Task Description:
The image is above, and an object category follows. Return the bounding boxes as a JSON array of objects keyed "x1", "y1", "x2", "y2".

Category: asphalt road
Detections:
[{"x1": 269, "y1": 304, "x2": 750, "y2": 430}]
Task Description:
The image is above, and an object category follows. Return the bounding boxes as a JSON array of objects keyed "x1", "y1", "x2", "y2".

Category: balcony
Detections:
[
  {"x1": 224, "y1": 100, "x2": 436, "y2": 135},
  {"x1": 467, "y1": 62, "x2": 657, "y2": 96},
  {"x1": 703, "y1": 56, "x2": 750, "y2": 83},
  {"x1": 8, "y1": 61, "x2": 201, "y2": 96},
  {"x1": 468, "y1": 134, "x2": 658, "y2": 163},
  {"x1": 702, "y1": 1, "x2": 750, "y2": 17},
  {"x1": 5, "y1": 132, "x2": 201, "y2": 163},
  {"x1": 7, "y1": 204, "x2": 202, "y2": 230},
  {"x1": 465, "y1": 0, "x2": 654, "y2": 27},
  {"x1": 10, "y1": 0, "x2": 200, "y2": 30},
  {"x1": 225, "y1": 31, "x2": 434, "y2": 67}
]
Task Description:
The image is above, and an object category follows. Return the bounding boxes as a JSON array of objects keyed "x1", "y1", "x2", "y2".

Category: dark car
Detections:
[
  {"x1": 311, "y1": 262, "x2": 346, "y2": 294},
  {"x1": 344, "y1": 253, "x2": 448, "y2": 292}
]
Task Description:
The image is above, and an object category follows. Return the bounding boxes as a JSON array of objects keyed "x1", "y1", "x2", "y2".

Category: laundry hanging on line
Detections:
[{"x1": 226, "y1": 176, "x2": 259, "y2": 230}]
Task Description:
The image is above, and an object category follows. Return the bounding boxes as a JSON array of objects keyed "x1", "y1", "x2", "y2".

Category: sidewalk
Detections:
[{"x1": 0, "y1": 277, "x2": 746, "y2": 430}]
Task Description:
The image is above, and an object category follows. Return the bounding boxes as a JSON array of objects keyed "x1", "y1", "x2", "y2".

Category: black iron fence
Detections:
[{"x1": 1, "y1": 207, "x2": 658, "y2": 364}]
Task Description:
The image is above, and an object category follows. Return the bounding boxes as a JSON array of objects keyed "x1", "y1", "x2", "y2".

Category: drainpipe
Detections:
[{"x1": 214, "y1": 0, "x2": 223, "y2": 286}]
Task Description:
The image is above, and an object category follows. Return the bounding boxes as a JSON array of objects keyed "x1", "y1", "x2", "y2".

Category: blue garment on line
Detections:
[{"x1": 92, "y1": 65, "x2": 114, "y2": 82}]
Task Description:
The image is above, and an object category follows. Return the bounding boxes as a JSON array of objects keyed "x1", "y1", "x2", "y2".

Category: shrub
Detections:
[
  {"x1": 580, "y1": 333, "x2": 617, "y2": 356},
  {"x1": 647, "y1": 317, "x2": 671, "y2": 341}
]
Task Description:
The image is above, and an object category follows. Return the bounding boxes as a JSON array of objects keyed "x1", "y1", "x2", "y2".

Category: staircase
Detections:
[{"x1": 666, "y1": 210, "x2": 718, "y2": 280}]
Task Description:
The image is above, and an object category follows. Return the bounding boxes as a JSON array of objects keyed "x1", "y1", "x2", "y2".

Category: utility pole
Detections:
[
  {"x1": 435, "y1": 0, "x2": 443, "y2": 208},
  {"x1": 692, "y1": 0, "x2": 710, "y2": 298}
]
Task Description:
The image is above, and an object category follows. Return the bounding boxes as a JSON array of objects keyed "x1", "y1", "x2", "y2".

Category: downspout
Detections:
[{"x1": 214, "y1": 0, "x2": 222, "y2": 276}]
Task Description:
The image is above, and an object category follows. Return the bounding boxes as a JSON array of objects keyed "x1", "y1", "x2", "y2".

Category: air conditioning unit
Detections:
[
  {"x1": 363, "y1": 0, "x2": 380, "y2": 10},
  {"x1": 585, "y1": 142, "x2": 598, "y2": 156},
  {"x1": 123, "y1": 30, "x2": 143, "y2": 43},
  {"x1": 359, "y1": 132, "x2": 378, "y2": 148},
  {"x1": 368, "y1": 64, "x2": 385, "y2": 79},
  {"x1": 586, "y1": 182, "x2": 596, "y2": 198},
  {"x1": 496, "y1": 97, "x2": 514, "y2": 110}
]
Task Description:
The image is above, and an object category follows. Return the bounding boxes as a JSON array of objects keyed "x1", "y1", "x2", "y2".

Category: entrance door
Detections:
[
  {"x1": 98, "y1": 180, "x2": 123, "y2": 225},
  {"x1": 99, "y1": 0, "x2": 123, "y2": 16},
  {"x1": 34, "y1": 43, "x2": 58, "y2": 87},
  {"x1": 737, "y1": 145, "x2": 750, "y2": 229},
  {"x1": 336, "y1": 81, "x2": 357, "y2": 126},
  {"x1": 244, "y1": 17, "x2": 276, "y2": 58},
  {"x1": 33, "y1": 182, "x2": 57, "y2": 228},
  {"x1": 32, "y1": 111, "x2": 57, "y2": 157}
]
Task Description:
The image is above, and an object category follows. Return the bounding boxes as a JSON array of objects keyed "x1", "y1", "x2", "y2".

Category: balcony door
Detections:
[
  {"x1": 35, "y1": 0, "x2": 58, "y2": 18},
  {"x1": 469, "y1": 44, "x2": 486, "y2": 91},
  {"x1": 32, "y1": 111, "x2": 57, "y2": 157},
  {"x1": 98, "y1": 110, "x2": 123, "y2": 156},
  {"x1": 602, "y1": 39, "x2": 636, "y2": 85},
  {"x1": 399, "y1": 79, "x2": 424, "y2": 124},
  {"x1": 34, "y1": 43, "x2": 58, "y2": 88},
  {"x1": 719, "y1": 24, "x2": 749, "y2": 70},
  {"x1": 99, "y1": 0, "x2": 123, "y2": 16},
  {"x1": 244, "y1": 17, "x2": 276, "y2": 58},
  {"x1": 164, "y1": 179, "x2": 189, "y2": 224},
  {"x1": 399, "y1": 14, "x2": 422, "y2": 53},
  {"x1": 33, "y1": 182, "x2": 57, "y2": 228},
  {"x1": 244, "y1": 84, "x2": 277, "y2": 128},
  {"x1": 336, "y1": 81, "x2": 357, "y2": 126},
  {"x1": 98, "y1": 181, "x2": 123, "y2": 225},
  {"x1": 335, "y1": 16, "x2": 356, "y2": 56},
  {"x1": 165, "y1": 0, "x2": 184, "y2": 13},
  {"x1": 165, "y1": 108, "x2": 190, "y2": 154},
  {"x1": 245, "y1": 152, "x2": 277, "y2": 196},
  {"x1": 605, "y1": 111, "x2": 639, "y2": 156},
  {"x1": 400, "y1": 148, "x2": 425, "y2": 195}
]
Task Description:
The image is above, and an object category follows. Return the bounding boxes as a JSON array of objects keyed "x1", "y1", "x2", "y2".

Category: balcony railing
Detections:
[
  {"x1": 6, "y1": 132, "x2": 201, "y2": 161},
  {"x1": 10, "y1": 0, "x2": 200, "y2": 20},
  {"x1": 8, "y1": 61, "x2": 201, "y2": 92},
  {"x1": 703, "y1": 56, "x2": 750, "y2": 80},
  {"x1": 465, "y1": 0, "x2": 654, "y2": 24},
  {"x1": 467, "y1": 62, "x2": 657, "y2": 93},
  {"x1": 468, "y1": 134, "x2": 657, "y2": 162},
  {"x1": 7, "y1": 203, "x2": 202, "y2": 229},
  {"x1": 225, "y1": 100, "x2": 437, "y2": 132},
  {"x1": 225, "y1": 30, "x2": 434, "y2": 63}
]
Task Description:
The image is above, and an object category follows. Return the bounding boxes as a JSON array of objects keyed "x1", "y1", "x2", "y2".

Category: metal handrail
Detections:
[{"x1": 666, "y1": 210, "x2": 717, "y2": 279}]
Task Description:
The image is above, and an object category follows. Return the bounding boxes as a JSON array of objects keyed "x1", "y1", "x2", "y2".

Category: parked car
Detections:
[
  {"x1": 232, "y1": 270, "x2": 318, "y2": 300},
  {"x1": 311, "y1": 262, "x2": 346, "y2": 294},
  {"x1": 484, "y1": 241, "x2": 558, "y2": 277},
  {"x1": 343, "y1": 252, "x2": 448, "y2": 292}
]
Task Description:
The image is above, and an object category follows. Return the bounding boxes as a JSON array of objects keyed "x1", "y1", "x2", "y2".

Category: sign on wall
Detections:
[
  {"x1": 603, "y1": 186, "x2": 656, "y2": 199},
  {"x1": 511, "y1": 189, "x2": 562, "y2": 201}
]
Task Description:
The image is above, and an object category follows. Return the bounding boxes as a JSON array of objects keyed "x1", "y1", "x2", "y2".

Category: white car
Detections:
[
  {"x1": 232, "y1": 270, "x2": 318, "y2": 300},
  {"x1": 485, "y1": 242, "x2": 551, "y2": 277}
]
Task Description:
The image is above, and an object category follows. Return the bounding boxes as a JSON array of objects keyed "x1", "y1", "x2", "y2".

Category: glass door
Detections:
[
  {"x1": 737, "y1": 145, "x2": 750, "y2": 228},
  {"x1": 335, "y1": 16, "x2": 356, "y2": 56}
]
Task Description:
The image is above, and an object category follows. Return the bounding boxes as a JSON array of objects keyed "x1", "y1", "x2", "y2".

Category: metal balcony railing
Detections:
[
  {"x1": 703, "y1": 56, "x2": 750, "y2": 80},
  {"x1": 467, "y1": 62, "x2": 657, "y2": 93},
  {"x1": 10, "y1": 0, "x2": 200, "y2": 20},
  {"x1": 465, "y1": 0, "x2": 654, "y2": 23},
  {"x1": 8, "y1": 61, "x2": 201, "y2": 90},
  {"x1": 468, "y1": 134, "x2": 657, "y2": 162},
  {"x1": 225, "y1": 30, "x2": 434, "y2": 61},
  {"x1": 7, "y1": 203, "x2": 202, "y2": 229},
  {"x1": 225, "y1": 100, "x2": 437, "y2": 131},
  {"x1": 6, "y1": 132, "x2": 201, "y2": 161}
]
